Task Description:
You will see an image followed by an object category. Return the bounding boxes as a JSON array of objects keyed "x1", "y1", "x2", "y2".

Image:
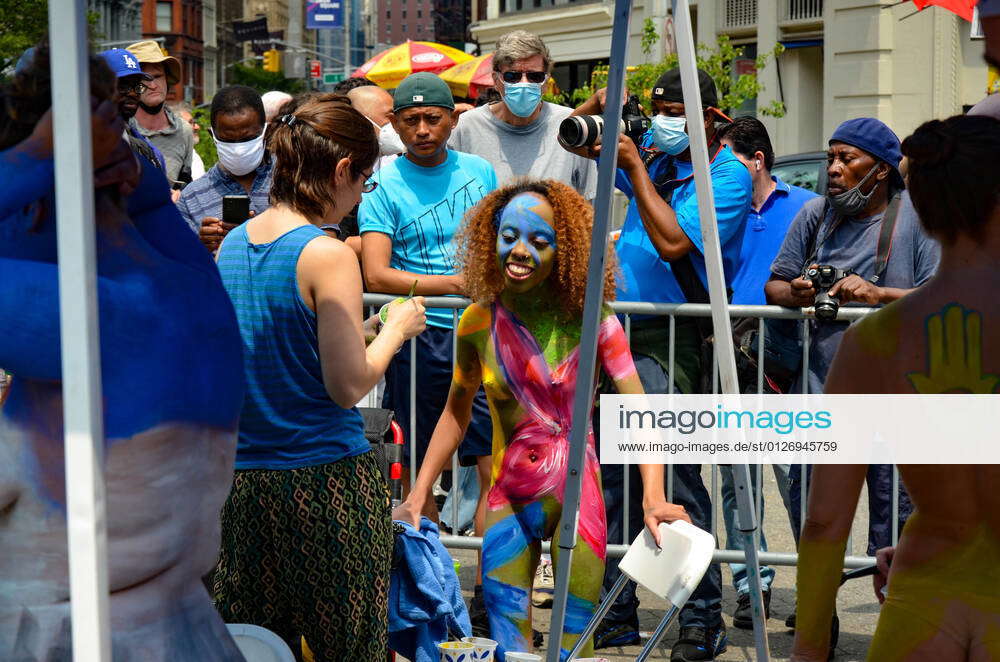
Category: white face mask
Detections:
[
  {"x1": 371, "y1": 117, "x2": 405, "y2": 156},
  {"x1": 213, "y1": 129, "x2": 266, "y2": 176}
]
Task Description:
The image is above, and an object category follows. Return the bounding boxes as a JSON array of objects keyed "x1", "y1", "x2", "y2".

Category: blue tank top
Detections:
[{"x1": 217, "y1": 223, "x2": 367, "y2": 470}]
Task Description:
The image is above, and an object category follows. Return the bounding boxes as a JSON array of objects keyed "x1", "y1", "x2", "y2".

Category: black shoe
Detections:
[
  {"x1": 469, "y1": 587, "x2": 490, "y2": 639},
  {"x1": 533, "y1": 629, "x2": 543, "y2": 648},
  {"x1": 593, "y1": 620, "x2": 641, "y2": 649},
  {"x1": 733, "y1": 589, "x2": 771, "y2": 630},
  {"x1": 670, "y1": 624, "x2": 727, "y2": 661}
]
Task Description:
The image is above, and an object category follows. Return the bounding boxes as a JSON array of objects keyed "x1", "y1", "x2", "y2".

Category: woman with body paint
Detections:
[
  {"x1": 0, "y1": 45, "x2": 245, "y2": 659},
  {"x1": 393, "y1": 179, "x2": 690, "y2": 660},
  {"x1": 791, "y1": 115, "x2": 1000, "y2": 662}
]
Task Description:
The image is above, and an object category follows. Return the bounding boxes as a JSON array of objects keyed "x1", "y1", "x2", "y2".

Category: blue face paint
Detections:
[{"x1": 496, "y1": 193, "x2": 557, "y2": 293}]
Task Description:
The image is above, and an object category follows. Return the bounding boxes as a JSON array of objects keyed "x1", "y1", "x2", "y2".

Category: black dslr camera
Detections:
[
  {"x1": 804, "y1": 265, "x2": 855, "y2": 322},
  {"x1": 558, "y1": 94, "x2": 651, "y2": 148}
]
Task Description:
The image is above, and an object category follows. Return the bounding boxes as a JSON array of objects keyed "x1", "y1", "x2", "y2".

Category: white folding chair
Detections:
[
  {"x1": 566, "y1": 520, "x2": 716, "y2": 662},
  {"x1": 226, "y1": 624, "x2": 296, "y2": 662}
]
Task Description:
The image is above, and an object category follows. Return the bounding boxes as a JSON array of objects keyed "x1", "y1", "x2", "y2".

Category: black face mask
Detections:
[{"x1": 139, "y1": 100, "x2": 165, "y2": 115}]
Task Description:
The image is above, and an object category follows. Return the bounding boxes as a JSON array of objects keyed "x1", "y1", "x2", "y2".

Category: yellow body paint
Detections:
[
  {"x1": 795, "y1": 538, "x2": 848, "y2": 654},
  {"x1": 867, "y1": 521, "x2": 1000, "y2": 661},
  {"x1": 854, "y1": 298, "x2": 902, "y2": 359},
  {"x1": 906, "y1": 304, "x2": 1000, "y2": 394}
]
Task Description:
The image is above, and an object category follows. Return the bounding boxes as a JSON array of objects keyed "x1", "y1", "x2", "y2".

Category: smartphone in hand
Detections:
[{"x1": 222, "y1": 195, "x2": 251, "y2": 225}]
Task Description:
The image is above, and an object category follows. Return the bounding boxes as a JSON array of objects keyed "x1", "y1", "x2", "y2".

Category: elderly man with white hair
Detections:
[{"x1": 448, "y1": 30, "x2": 596, "y2": 199}]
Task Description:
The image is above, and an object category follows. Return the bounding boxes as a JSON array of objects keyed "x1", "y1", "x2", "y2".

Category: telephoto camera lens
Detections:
[{"x1": 558, "y1": 115, "x2": 607, "y2": 148}]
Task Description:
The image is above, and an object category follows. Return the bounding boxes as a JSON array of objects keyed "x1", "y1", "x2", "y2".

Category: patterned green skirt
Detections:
[{"x1": 213, "y1": 451, "x2": 393, "y2": 661}]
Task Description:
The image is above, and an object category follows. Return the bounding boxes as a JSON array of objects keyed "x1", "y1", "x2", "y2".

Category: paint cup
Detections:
[
  {"x1": 378, "y1": 297, "x2": 406, "y2": 324},
  {"x1": 504, "y1": 653, "x2": 542, "y2": 661},
  {"x1": 438, "y1": 641, "x2": 475, "y2": 662},
  {"x1": 460, "y1": 636, "x2": 498, "y2": 661}
]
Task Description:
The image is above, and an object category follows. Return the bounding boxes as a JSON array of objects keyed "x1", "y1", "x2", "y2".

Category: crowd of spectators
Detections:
[{"x1": 2, "y1": 16, "x2": 1000, "y2": 662}]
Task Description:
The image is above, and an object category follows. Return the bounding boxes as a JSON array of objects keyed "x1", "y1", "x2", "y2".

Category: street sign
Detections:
[
  {"x1": 310, "y1": 60, "x2": 322, "y2": 78},
  {"x1": 323, "y1": 71, "x2": 346, "y2": 85},
  {"x1": 306, "y1": 1, "x2": 343, "y2": 29}
]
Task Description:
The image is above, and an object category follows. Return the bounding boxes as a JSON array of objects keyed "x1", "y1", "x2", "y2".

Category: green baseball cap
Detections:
[{"x1": 393, "y1": 72, "x2": 455, "y2": 112}]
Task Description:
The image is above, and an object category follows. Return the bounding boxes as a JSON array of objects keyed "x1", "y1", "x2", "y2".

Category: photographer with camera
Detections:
[
  {"x1": 764, "y1": 118, "x2": 940, "y2": 646},
  {"x1": 564, "y1": 68, "x2": 750, "y2": 661}
]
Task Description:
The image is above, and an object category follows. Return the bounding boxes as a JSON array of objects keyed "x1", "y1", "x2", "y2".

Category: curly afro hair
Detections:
[{"x1": 455, "y1": 178, "x2": 617, "y2": 318}]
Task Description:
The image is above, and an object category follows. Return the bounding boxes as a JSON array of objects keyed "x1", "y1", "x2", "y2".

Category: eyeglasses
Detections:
[
  {"x1": 499, "y1": 70, "x2": 548, "y2": 84},
  {"x1": 118, "y1": 81, "x2": 149, "y2": 96}
]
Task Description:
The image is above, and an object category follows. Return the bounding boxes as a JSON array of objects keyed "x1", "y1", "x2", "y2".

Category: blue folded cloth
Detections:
[{"x1": 389, "y1": 517, "x2": 471, "y2": 662}]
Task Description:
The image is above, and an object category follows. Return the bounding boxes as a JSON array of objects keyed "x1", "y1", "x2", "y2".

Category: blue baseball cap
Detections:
[
  {"x1": 99, "y1": 49, "x2": 153, "y2": 81},
  {"x1": 829, "y1": 117, "x2": 904, "y2": 190}
]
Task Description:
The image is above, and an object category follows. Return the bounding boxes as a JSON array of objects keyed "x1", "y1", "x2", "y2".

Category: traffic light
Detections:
[{"x1": 263, "y1": 49, "x2": 281, "y2": 73}]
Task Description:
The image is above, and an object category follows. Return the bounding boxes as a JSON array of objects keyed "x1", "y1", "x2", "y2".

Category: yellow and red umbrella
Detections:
[
  {"x1": 438, "y1": 53, "x2": 495, "y2": 99},
  {"x1": 353, "y1": 40, "x2": 474, "y2": 89},
  {"x1": 439, "y1": 53, "x2": 560, "y2": 100}
]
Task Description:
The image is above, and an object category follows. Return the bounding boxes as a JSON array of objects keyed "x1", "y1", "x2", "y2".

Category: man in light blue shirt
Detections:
[
  {"x1": 715, "y1": 116, "x2": 817, "y2": 628},
  {"x1": 565, "y1": 68, "x2": 751, "y2": 661},
  {"x1": 358, "y1": 72, "x2": 497, "y2": 526}
]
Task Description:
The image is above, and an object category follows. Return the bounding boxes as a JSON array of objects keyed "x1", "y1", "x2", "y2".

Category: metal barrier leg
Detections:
[
  {"x1": 634, "y1": 605, "x2": 681, "y2": 662},
  {"x1": 565, "y1": 572, "x2": 631, "y2": 661}
]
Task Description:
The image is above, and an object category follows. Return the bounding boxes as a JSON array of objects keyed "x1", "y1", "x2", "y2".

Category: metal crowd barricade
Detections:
[{"x1": 364, "y1": 293, "x2": 902, "y2": 570}]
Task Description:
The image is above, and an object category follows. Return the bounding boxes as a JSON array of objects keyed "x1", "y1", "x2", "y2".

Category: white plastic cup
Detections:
[
  {"x1": 504, "y1": 653, "x2": 542, "y2": 661},
  {"x1": 438, "y1": 640, "x2": 475, "y2": 662},
  {"x1": 460, "y1": 636, "x2": 498, "y2": 661}
]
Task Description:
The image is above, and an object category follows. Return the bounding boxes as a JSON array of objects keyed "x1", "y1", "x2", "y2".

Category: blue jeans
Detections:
[
  {"x1": 599, "y1": 354, "x2": 722, "y2": 630},
  {"x1": 719, "y1": 464, "x2": 792, "y2": 595},
  {"x1": 440, "y1": 464, "x2": 479, "y2": 534},
  {"x1": 789, "y1": 464, "x2": 913, "y2": 555}
]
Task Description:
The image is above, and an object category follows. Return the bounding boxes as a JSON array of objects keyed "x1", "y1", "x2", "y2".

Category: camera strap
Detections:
[
  {"x1": 805, "y1": 193, "x2": 901, "y2": 284},
  {"x1": 871, "y1": 193, "x2": 901, "y2": 285}
]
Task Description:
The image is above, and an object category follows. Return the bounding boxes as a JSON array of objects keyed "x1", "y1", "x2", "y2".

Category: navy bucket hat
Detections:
[{"x1": 829, "y1": 117, "x2": 905, "y2": 191}]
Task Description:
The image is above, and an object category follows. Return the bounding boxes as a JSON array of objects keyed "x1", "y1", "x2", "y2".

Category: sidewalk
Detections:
[{"x1": 445, "y1": 466, "x2": 879, "y2": 661}]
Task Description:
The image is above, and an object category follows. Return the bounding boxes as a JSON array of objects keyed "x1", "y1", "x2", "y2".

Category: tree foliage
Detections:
[
  {"x1": 229, "y1": 63, "x2": 306, "y2": 95},
  {"x1": 192, "y1": 107, "x2": 218, "y2": 169},
  {"x1": 0, "y1": 0, "x2": 101, "y2": 77},
  {"x1": 563, "y1": 22, "x2": 786, "y2": 118}
]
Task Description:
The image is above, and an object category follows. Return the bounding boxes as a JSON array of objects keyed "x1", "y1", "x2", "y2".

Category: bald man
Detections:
[
  {"x1": 348, "y1": 85, "x2": 404, "y2": 168},
  {"x1": 261, "y1": 90, "x2": 293, "y2": 123}
]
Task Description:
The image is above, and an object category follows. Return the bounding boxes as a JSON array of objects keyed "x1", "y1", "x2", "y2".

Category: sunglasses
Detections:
[
  {"x1": 118, "y1": 81, "x2": 149, "y2": 96},
  {"x1": 499, "y1": 70, "x2": 548, "y2": 84}
]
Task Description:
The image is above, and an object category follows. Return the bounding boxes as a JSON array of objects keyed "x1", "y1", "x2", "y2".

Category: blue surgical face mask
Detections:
[
  {"x1": 503, "y1": 82, "x2": 543, "y2": 118},
  {"x1": 652, "y1": 115, "x2": 690, "y2": 155}
]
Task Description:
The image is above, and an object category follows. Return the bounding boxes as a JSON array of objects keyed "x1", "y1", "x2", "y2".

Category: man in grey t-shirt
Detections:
[
  {"x1": 126, "y1": 40, "x2": 194, "y2": 187},
  {"x1": 448, "y1": 30, "x2": 596, "y2": 198}
]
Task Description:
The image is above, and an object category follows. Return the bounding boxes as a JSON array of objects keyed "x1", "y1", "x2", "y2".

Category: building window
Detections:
[
  {"x1": 417, "y1": 9, "x2": 422, "y2": 16},
  {"x1": 402, "y1": 23, "x2": 407, "y2": 31},
  {"x1": 156, "y1": 1, "x2": 172, "y2": 31},
  {"x1": 387, "y1": 9, "x2": 391, "y2": 17},
  {"x1": 402, "y1": 9, "x2": 407, "y2": 17}
]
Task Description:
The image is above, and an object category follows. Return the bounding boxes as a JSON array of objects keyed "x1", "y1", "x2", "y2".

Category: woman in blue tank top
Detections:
[{"x1": 213, "y1": 93, "x2": 426, "y2": 660}]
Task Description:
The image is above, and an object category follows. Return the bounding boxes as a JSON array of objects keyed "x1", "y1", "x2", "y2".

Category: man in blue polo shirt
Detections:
[
  {"x1": 566, "y1": 68, "x2": 751, "y2": 661},
  {"x1": 715, "y1": 116, "x2": 817, "y2": 628}
]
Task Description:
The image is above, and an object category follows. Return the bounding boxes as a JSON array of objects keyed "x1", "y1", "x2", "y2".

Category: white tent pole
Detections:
[
  {"x1": 546, "y1": 0, "x2": 632, "y2": 658},
  {"x1": 48, "y1": 0, "x2": 112, "y2": 659},
  {"x1": 669, "y1": 0, "x2": 771, "y2": 658}
]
